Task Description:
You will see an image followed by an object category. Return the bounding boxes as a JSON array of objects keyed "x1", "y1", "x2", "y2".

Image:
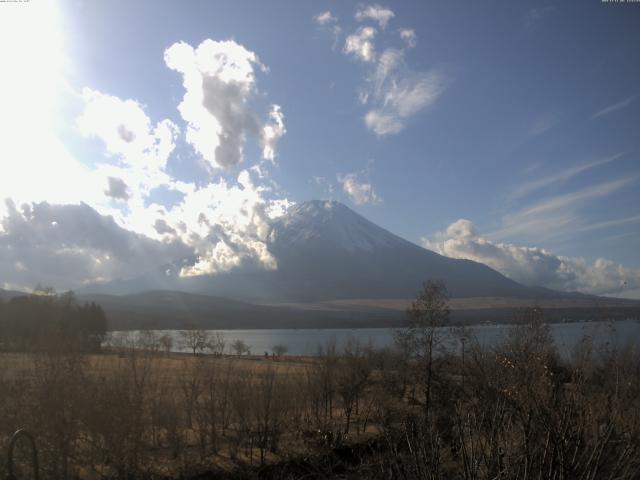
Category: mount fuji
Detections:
[
  {"x1": 53, "y1": 200, "x2": 640, "y2": 328},
  {"x1": 84, "y1": 200, "x2": 566, "y2": 302}
]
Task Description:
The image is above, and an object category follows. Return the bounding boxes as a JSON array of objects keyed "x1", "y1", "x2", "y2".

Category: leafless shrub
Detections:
[
  {"x1": 272, "y1": 343, "x2": 288, "y2": 358},
  {"x1": 231, "y1": 338, "x2": 250, "y2": 356},
  {"x1": 180, "y1": 327, "x2": 211, "y2": 356},
  {"x1": 159, "y1": 333, "x2": 174, "y2": 355},
  {"x1": 207, "y1": 332, "x2": 226, "y2": 356},
  {"x1": 1, "y1": 299, "x2": 639, "y2": 479}
]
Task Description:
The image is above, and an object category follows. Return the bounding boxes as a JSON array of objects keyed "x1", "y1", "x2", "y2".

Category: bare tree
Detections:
[
  {"x1": 337, "y1": 338, "x2": 373, "y2": 434},
  {"x1": 180, "y1": 326, "x2": 211, "y2": 356},
  {"x1": 159, "y1": 333, "x2": 173, "y2": 355},
  {"x1": 272, "y1": 343, "x2": 288, "y2": 358},
  {"x1": 313, "y1": 338, "x2": 339, "y2": 429},
  {"x1": 207, "y1": 331, "x2": 226, "y2": 356},
  {"x1": 231, "y1": 339, "x2": 249, "y2": 356},
  {"x1": 137, "y1": 330, "x2": 160, "y2": 353},
  {"x1": 395, "y1": 280, "x2": 450, "y2": 418}
]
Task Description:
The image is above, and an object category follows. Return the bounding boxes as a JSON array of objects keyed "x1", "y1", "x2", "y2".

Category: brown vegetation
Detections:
[{"x1": 1, "y1": 283, "x2": 640, "y2": 479}]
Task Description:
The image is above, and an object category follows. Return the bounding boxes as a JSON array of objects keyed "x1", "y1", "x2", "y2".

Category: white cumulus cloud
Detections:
[
  {"x1": 1, "y1": 34, "x2": 294, "y2": 290},
  {"x1": 104, "y1": 177, "x2": 130, "y2": 201},
  {"x1": 364, "y1": 48, "x2": 448, "y2": 136},
  {"x1": 338, "y1": 172, "x2": 381, "y2": 205},
  {"x1": 319, "y1": 6, "x2": 447, "y2": 136},
  {"x1": 75, "y1": 45, "x2": 292, "y2": 281},
  {"x1": 314, "y1": 10, "x2": 342, "y2": 47},
  {"x1": 399, "y1": 28, "x2": 417, "y2": 48},
  {"x1": 344, "y1": 26, "x2": 377, "y2": 63},
  {"x1": 140, "y1": 169, "x2": 293, "y2": 277},
  {"x1": 77, "y1": 88, "x2": 184, "y2": 207},
  {"x1": 423, "y1": 219, "x2": 640, "y2": 297},
  {"x1": 0, "y1": 200, "x2": 192, "y2": 291},
  {"x1": 363, "y1": 110, "x2": 403, "y2": 136},
  {"x1": 164, "y1": 39, "x2": 285, "y2": 169},
  {"x1": 262, "y1": 105, "x2": 286, "y2": 162},
  {"x1": 78, "y1": 88, "x2": 178, "y2": 171},
  {"x1": 314, "y1": 10, "x2": 337, "y2": 25},
  {"x1": 355, "y1": 5, "x2": 395, "y2": 29}
]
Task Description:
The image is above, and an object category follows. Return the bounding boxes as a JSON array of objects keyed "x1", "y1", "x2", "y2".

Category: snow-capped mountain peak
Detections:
[{"x1": 270, "y1": 200, "x2": 398, "y2": 252}]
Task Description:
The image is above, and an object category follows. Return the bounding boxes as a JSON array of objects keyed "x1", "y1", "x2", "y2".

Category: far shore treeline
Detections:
[{"x1": 0, "y1": 288, "x2": 107, "y2": 352}]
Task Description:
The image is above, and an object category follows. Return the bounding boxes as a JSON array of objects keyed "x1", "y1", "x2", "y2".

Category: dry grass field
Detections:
[
  {"x1": 2, "y1": 316, "x2": 640, "y2": 479},
  {"x1": 311, "y1": 296, "x2": 640, "y2": 311},
  {"x1": 0, "y1": 344, "x2": 382, "y2": 479}
]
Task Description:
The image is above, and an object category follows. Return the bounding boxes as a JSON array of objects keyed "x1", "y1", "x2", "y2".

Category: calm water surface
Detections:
[{"x1": 112, "y1": 320, "x2": 640, "y2": 356}]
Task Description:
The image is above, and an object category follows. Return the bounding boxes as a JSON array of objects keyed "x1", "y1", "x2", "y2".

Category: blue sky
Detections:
[{"x1": 1, "y1": 0, "x2": 639, "y2": 297}]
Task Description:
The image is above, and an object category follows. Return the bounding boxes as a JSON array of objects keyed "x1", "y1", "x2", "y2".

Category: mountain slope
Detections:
[
  {"x1": 0, "y1": 288, "x2": 25, "y2": 301},
  {"x1": 177, "y1": 201, "x2": 569, "y2": 302},
  {"x1": 263, "y1": 201, "x2": 539, "y2": 300},
  {"x1": 82, "y1": 200, "x2": 583, "y2": 302}
]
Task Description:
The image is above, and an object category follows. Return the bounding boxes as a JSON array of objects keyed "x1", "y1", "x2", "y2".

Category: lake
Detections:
[{"x1": 110, "y1": 319, "x2": 640, "y2": 356}]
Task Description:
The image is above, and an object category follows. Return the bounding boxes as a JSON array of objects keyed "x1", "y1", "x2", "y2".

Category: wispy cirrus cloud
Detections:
[
  {"x1": 364, "y1": 48, "x2": 448, "y2": 136},
  {"x1": 591, "y1": 95, "x2": 637, "y2": 120},
  {"x1": 528, "y1": 111, "x2": 561, "y2": 137},
  {"x1": 311, "y1": 176, "x2": 336, "y2": 197},
  {"x1": 524, "y1": 6, "x2": 556, "y2": 29},
  {"x1": 495, "y1": 177, "x2": 637, "y2": 242},
  {"x1": 576, "y1": 214, "x2": 640, "y2": 233},
  {"x1": 514, "y1": 177, "x2": 635, "y2": 219},
  {"x1": 316, "y1": 5, "x2": 449, "y2": 137},
  {"x1": 510, "y1": 151, "x2": 626, "y2": 200}
]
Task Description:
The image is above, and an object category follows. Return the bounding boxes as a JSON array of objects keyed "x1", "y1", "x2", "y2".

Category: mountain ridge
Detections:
[
  {"x1": 2, "y1": 287, "x2": 639, "y2": 331},
  {"x1": 79, "y1": 200, "x2": 597, "y2": 302}
]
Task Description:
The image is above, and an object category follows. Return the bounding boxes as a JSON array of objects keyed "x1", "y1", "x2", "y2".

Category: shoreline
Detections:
[{"x1": 106, "y1": 316, "x2": 640, "y2": 332}]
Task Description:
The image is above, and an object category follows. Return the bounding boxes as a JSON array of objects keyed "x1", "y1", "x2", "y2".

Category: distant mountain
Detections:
[
  {"x1": 82, "y1": 200, "x2": 581, "y2": 302},
  {"x1": 5, "y1": 196, "x2": 640, "y2": 329},
  {"x1": 0, "y1": 288, "x2": 25, "y2": 301},
  {"x1": 5, "y1": 287, "x2": 637, "y2": 331}
]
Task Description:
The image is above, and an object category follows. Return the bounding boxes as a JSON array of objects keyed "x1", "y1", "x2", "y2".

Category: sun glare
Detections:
[
  {"x1": 0, "y1": 0, "x2": 89, "y2": 210},
  {"x1": 0, "y1": 0, "x2": 64, "y2": 127}
]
